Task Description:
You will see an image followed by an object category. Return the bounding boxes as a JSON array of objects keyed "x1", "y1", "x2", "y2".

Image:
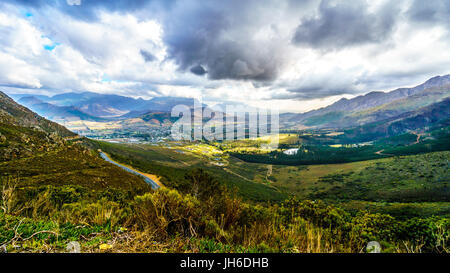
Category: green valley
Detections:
[{"x1": 1, "y1": 85, "x2": 449, "y2": 253}]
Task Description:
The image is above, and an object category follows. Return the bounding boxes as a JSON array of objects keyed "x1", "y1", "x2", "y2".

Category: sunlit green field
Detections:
[
  {"x1": 91, "y1": 140, "x2": 287, "y2": 202},
  {"x1": 89, "y1": 136, "x2": 450, "y2": 219}
]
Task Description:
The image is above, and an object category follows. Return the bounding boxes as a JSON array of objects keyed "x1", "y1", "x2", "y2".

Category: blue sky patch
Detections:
[
  {"x1": 20, "y1": 10, "x2": 33, "y2": 18},
  {"x1": 101, "y1": 74, "x2": 111, "y2": 82},
  {"x1": 43, "y1": 42, "x2": 61, "y2": 51},
  {"x1": 44, "y1": 45, "x2": 56, "y2": 51}
]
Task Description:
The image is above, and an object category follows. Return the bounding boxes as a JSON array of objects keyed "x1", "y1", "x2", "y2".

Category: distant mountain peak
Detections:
[
  {"x1": 281, "y1": 74, "x2": 450, "y2": 128},
  {"x1": 418, "y1": 74, "x2": 450, "y2": 89},
  {"x1": 19, "y1": 95, "x2": 44, "y2": 104}
]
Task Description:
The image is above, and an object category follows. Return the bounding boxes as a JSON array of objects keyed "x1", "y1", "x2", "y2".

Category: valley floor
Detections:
[
  {"x1": 1, "y1": 138, "x2": 449, "y2": 253},
  {"x1": 93, "y1": 140, "x2": 450, "y2": 219}
]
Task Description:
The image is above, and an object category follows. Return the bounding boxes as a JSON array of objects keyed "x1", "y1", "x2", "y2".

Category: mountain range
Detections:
[
  {"x1": 6, "y1": 74, "x2": 450, "y2": 137},
  {"x1": 18, "y1": 96, "x2": 106, "y2": 122},
  {"x1": 280, "y1": 74, "x2": 450, "y2": 131},
  {"x1": 10, "y1": 92, "x2": 202, "y2": 123}
]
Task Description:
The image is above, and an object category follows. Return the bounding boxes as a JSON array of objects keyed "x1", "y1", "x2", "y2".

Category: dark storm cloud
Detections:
[
  {"x1": 161, "y1": 0, "x2": 293, "y2": 82},
  {"x1": 292, "y1": 0, "x2": 399, "y2": 49},
  {"x1": 407, "y1": 0, "x2": 450, "y2": 27},
  {"x1": 190, "y1": 65, "x2": 207, "y2": 76},
  {"x1": 140, "y1": 49, "x2": 156, "y2": 62}
]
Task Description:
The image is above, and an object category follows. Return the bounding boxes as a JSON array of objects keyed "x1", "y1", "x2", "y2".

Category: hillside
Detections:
[
  {"x1": 139, "y1": 111, "x2": 179, "y2": 125},
  {"x1": 0, "y1": 91, "x2": 77, "y2": 161},
  {"x1": 0, "y1": 92, "x2": 74, "y2": 137},
  {"x1": 281, "y1": 75, "x2": 450, "y2": 129},
  {"x1": 0, "y1": 91, "x2": 151, "y2": 189},
  {"x1": 341, "y1": 98, "x2": 450, "y2": 141}
]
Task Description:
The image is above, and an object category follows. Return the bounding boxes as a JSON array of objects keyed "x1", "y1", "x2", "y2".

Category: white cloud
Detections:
[
  {"x1": 66, "y1": 0, "x2": 81, "y2": 6},
  {"x1": 0, "y1": 7, "x2": 191, "y2": 97}
]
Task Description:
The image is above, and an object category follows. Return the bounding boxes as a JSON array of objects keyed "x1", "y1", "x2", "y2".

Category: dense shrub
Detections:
[
  {"x1": 1, "y1": 169, "x2": 449, "y2": 253},
  {"x1": 131, "y1": 188, "x2": 202, "y2": 237},
  {"x1": 49, "y1": 185, "x2": 86, "y2": 208},
  {"x1": 399, "y1": 217, "x2": 450, "y2": 252},
  {"x1": 350, "y1": 212, "x2": 398, "y2": 243}
]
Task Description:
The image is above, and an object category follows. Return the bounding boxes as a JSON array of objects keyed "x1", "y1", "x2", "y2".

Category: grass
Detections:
[
  {"x1": 0, "y1": 210, "x2": 114, "y2": 253},
  {"x1": 2, "y1": 182, "x2": 448, "y2": 253},
  {"x1": 90, "y1": 140, "x2": 287, "y2": 202},
  {"x1": 310, "y1": 151, "x2": 450, "y2": 203},
  {"x1": 337, "y1": 201, "x2": 450, "y2": 220},
  {"x1": 88, "y1": 139, "x2": 449, "y2": 218},
  {"x1": 0, "y1": 145, "x2": 151, "y2": 196},
  {"x1": 257, "y1": 159, "x2": 384, "y2": 198}
]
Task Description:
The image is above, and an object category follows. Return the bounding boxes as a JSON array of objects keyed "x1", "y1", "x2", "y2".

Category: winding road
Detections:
[{"x1": 99, "y1": 151, "x2": 161, "y2": 190}]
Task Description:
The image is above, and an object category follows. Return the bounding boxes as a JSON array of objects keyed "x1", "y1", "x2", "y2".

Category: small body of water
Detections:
[
  {"x1": 99, "y1": 152, "x2": 160, "y2": 190},
  {"x1": 283, "y1": 148, "x2": 299, "y2": 155}
]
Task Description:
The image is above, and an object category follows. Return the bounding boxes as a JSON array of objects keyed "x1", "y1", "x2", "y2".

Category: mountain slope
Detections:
[
  {"x1": 18, "y1": 96, "x2": 105, "y2": 122},
  {"x1": 341, "y1": 98, "x2": 450, "y2": 141},
  {"x1": 139, "y1": 111, "x2": 179, "y2": 126},
  {"x1": 0, "y1": 91, "x2": 75, "y2": 160},
  {"x1": 0, "y1": 90, "x2": 150, "y2": 192},
  {"x1": 282, "y1": 74, "x2": 450, "y2": 129},
  {"x1": 0, "y1": 92, "x2": 75, "y2": 137}
]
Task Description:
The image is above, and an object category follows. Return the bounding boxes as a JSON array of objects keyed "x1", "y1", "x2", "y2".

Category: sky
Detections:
[{"x1": 0, "y1": 0, "x2": 449, "y2": 113}]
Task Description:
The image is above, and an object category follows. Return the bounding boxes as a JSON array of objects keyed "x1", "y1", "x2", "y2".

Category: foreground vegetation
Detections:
[{"x1": 1, "y1": 169, "x2": 448, "y2": 253}]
